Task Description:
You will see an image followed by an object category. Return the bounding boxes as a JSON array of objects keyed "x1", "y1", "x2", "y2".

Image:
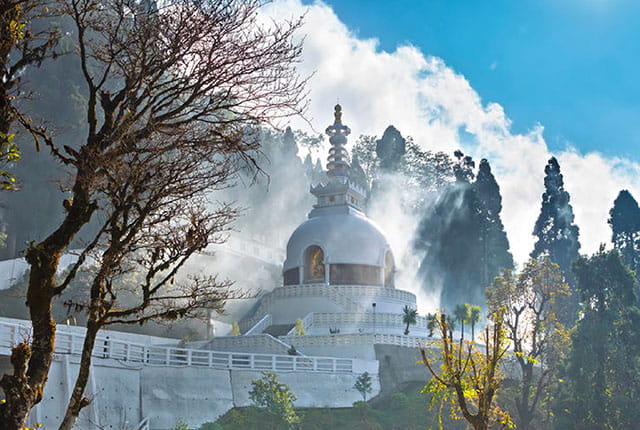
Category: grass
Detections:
[{"x1": 212, "y1": 383, "x2": 468, "y2": 430}]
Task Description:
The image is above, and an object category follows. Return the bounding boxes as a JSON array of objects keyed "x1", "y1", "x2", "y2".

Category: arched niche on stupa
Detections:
[{"x1": 304, "y1": 245, "x2": 325, "y2": 283}]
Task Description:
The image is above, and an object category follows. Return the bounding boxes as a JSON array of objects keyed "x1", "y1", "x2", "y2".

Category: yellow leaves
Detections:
[
  {"x1": 8, "y1": 19, "x2": 26, "y2": 40},
  {"x1": 514, "y1": 351, "x2": 540, "y2": 365}
]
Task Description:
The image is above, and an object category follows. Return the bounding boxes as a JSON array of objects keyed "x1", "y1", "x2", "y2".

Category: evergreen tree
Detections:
[
  {"x1": 554, "y1": 250, "x2": 640, "y2": 429},
  {"x1": 530, "y1": 157, "x2": 580, "y2": 324},
  {"x1": 416, "y1": 153, "x2": 512, "y2": 311},
  {"x1": 281, "y1": 126, "x2": 298, "y2": 157},
  {"x1": 473, "y1": 159, "x2": 514, "y2": 288},
  {"x1": 531, "y1": 157, "x2": 581, "y2": 276},
  {"x1": 375, "y1": 125, "x2": 406, "y2": 172},
  {"x1": 608, "y1": 189, "x2": 640, "y2": 274},
  {"x1": 349, "y1": 153, "x2": 370, "y2": 193}
]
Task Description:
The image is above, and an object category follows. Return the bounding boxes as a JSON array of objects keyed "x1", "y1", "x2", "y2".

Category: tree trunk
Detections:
[
  {"x1": 0, "y1": 178, "x2": 95, "y2": 428},
  {"x1": 0, "y1": 247, "x2": 58, "y2": 430},
  {"x1": 58, "y1": 322, "x2": 100, "y2": 430},
  {"x1": 516, "y1": 365, "x2": 533, "y2": 430}
]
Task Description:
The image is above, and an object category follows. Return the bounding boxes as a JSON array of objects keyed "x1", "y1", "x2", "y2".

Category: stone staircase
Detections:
[{"x1": 263, "y1": 324, "x2": 296, "y2": 338}]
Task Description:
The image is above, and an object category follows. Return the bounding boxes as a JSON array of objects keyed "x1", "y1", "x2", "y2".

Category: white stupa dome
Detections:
[
  {"x1": 280, "y1": 105, "x2": 396, "y2": 288},
  {"x1": 283, "y1": 212, "x2": 391, "y2": 271}
]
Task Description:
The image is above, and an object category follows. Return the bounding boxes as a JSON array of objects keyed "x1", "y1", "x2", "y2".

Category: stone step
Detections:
[{"x1": 262, "y1": 324, "x2": 296, "y2": 337}]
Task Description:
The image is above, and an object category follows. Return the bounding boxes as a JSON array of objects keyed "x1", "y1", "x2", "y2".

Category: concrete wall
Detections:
[
  {"x1": 14, "y1": 354, "x2": 144, "y2": 430},
  {"x1": 142, "y1": 358, "x2": 378, "y2": 429},
  {"x1": 374, "y1": 344, "x2": 430, "y2": 396},
  {"x1": 3, "y1": 351, "x2": 379, "y2": 430},
  {"x1": 230, "y1": 369, "x2": 380, "y2": 409},
  {"x1": 141, "y1": 366, "x2": 234, "y2": 429}
]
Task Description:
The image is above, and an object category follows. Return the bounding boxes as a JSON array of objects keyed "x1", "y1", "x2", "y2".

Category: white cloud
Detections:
[{"x1": 260, "y1": 0, "x2": 640, "y2": 267}]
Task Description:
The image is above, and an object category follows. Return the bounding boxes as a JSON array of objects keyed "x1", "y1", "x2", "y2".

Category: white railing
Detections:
[
  {"x1": 310, "y1": 312, "x2": 432, "y2": 329},
  {"x1": 0, "y1": 320, "x2": 351, "y2": 373},
  {"x1": 240, "y1": 284, "x2": 417, "y2": 331},
  {"x1": 267, "y1": 284, "x2": 415, "y2": 303},
  {"x1": 135, "y1": 417, "x2": 150, "y2": 430},
  {"x1": 244, "y1": 314, "x2": 272, "y2": 335},
  {"x1": 280, "y1": 332, "x2": 434, "y2": 349}
]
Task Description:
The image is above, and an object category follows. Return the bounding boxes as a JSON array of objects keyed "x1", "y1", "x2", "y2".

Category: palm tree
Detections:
[
  {"x1": 427, "y1": 313, "x2": 437, "y2": 337},
  {"x1": 469, "y1": 305, "x2": 482, "y2": 340},
  {"x1": 402, "y1": 305, "x2": 418, "y2": 335},
  {"x1": 454, "y1": 303, "x2": 471, "y2": 340}
]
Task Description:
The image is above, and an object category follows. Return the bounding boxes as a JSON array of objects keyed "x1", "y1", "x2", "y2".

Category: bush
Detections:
[
  {"x1": 172, "y1": 419, "x2": 190, "y2": 430},
  {"x1": 249, "y1": 371, "x2": 300, "y2": 429}
]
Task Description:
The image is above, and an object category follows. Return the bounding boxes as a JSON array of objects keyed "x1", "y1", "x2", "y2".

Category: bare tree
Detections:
[
  {"x1": 58, "y1": 132, "x2": 250, "y2": 429},
  {"x1": 0, "y1": 0, "x2": 306, "y2": 428}
]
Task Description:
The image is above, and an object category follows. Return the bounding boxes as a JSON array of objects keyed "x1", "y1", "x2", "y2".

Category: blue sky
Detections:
[{"x1": 318, "y1": 0, "x2": 640, "y2": 161}]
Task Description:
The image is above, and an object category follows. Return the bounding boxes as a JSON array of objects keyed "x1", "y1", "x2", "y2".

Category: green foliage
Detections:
[
  {"x1": 553, "y1": 249, "x2": 640, "y2": 429},
  {"x1": 375, "y1": 126, "x2": 406, "y2": 172},
  {"x1": 200, "y1": 422, "x2": 223, "y2": 430},
  {"x1": 172, "y1": 418, "x2": 191, "y2": 430},
  {"x1": 609, "y1": 189, "x2": 640, "y2": 274},
  {"x1": 249, "y1": 371, "x2": 300, "y2": 429},
  {"x1": 531, "y1": 157, "x2": 580, "y2": 323},
  {"x1": 354, "y1": 372, "x2": 373, "y2": 401},
  {"x1": 474, "y1": 159, "x2": 514, "y2": 287},
  {"x1": 469, "y1": 305, "x2": 482, "y2": 339},
  {"x1": 426, "y1": 313, "x2": 437, "y2": 337},
  {"x1": 402, "y1": 305, "x2": 418, "y2": 335},
  {"x1": 351, "y1": 130, "x2": 453, "y2": 196},
  {"x1": 217, "y1": 387, "x2": 468, "y2": 430},
  {"x1": 416, "y1": 155, "x2": 513, "y2": 312},
  {"x1": 453, "y1": 303, "x2": 471, "y2": 340}
]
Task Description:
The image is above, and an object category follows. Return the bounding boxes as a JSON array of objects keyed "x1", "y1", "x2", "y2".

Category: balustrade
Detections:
[{"x1": 0, "y1": 320, "x2": 354, "y2": 374}]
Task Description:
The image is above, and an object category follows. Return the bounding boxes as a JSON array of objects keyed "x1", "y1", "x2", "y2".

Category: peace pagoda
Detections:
[{"x1": 206, "y1": 105, "x2": 432, "y2": 360}]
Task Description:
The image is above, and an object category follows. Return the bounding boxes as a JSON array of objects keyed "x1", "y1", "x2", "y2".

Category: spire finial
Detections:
[{"x1": 325, "y1": 104, "x2": 351, "y2": 178}]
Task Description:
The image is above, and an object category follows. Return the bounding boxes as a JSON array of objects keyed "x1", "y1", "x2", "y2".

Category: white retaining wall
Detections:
[{"x1": 0, "y1": 318, "x2": 379, "y2": 430}]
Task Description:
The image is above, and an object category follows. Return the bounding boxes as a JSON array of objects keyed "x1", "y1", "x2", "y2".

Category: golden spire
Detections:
[{"x1": 334, "y1": 104, "x2": 342, "y2": 125}]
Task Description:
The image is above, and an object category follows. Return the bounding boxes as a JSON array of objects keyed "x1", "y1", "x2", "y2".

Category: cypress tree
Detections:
[
  {"x1": 473, "y1": 159, "x2": 514, "y2": 288},
  {"x1": 531, "y1": 157, "x2": 580, "y2": 276},
  {"x1": 375, "y1": 125, "x2": 406, "y2": 173},
  {"x1": 531, "y1": 157, "x2": 580, "y2": 324},
  {"x1": 608, "y1": 189, "x2": 640, "y2": 274},
  {"x1": 417, "y1": 152, "x2": 512, "y2": 311}
]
